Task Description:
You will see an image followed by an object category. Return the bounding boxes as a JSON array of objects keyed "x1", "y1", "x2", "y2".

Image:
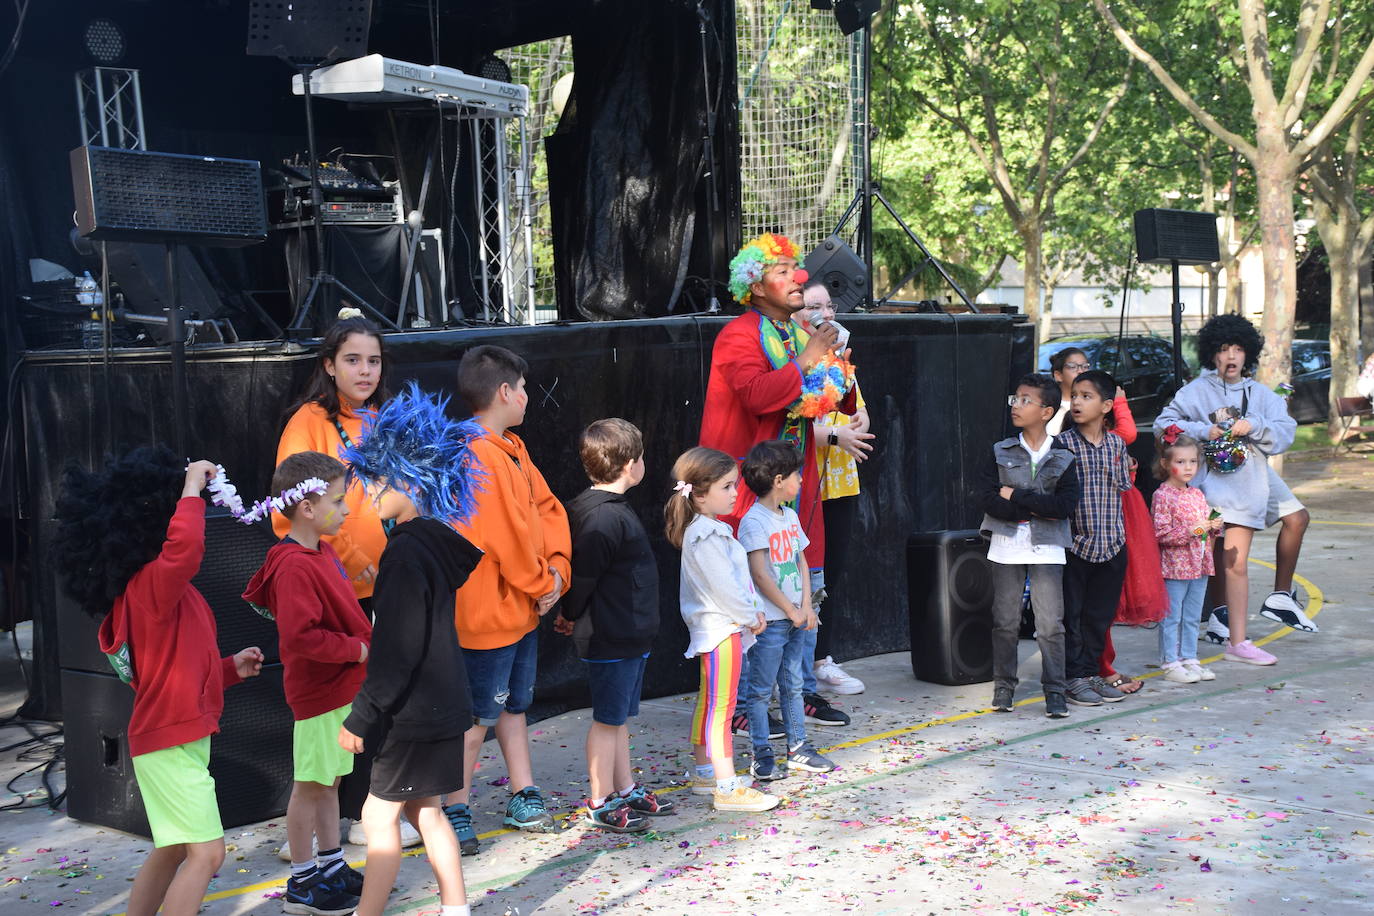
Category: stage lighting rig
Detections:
[{"x1": 83, "y1": 18, "x2": 126, "y2": 64}]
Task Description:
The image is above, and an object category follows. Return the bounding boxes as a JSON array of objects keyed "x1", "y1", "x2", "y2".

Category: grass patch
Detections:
[{"x1": 1292, "y1": 422, "x2": 1329, "y2": 453}]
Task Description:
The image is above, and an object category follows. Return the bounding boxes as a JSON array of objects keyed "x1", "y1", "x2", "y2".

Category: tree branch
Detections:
[
  {"x1": 1294, "y1": 36, "x2": 1374, "y2": 159},
  {"x1": 1046, "y1": 63, "x2": 1132, "y2": 196},
  {"x1": 1279, "y1": 0, "x2": 1330, "y2": 126},
  {"x1": 1091, "y1": 0, "x2": 1258, "y2": 159},
  {"x1": 1237, "y1": 0, "x2": 1280, "y2": 115}
]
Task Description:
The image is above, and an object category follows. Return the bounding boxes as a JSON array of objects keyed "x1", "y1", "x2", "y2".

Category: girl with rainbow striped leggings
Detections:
[{"x1": 664, "y1": 447, "x2": 777, "y2": 813}]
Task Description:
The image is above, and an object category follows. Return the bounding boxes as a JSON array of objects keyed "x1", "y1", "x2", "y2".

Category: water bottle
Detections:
[{"x1": 75, "y1": 271, "x2": 103, "y2": 308}]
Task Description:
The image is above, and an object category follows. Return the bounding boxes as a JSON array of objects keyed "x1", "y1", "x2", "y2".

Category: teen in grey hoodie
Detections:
[
  {"x1": 1154, "y1": 368, "x2": 1295, "y2": 528},
  {"x1": 1153, "y1": 315, "x2": 1296, "y2": 665}
]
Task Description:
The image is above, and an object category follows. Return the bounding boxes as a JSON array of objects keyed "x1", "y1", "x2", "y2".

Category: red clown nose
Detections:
[{"x1": 793, "y1": 268, "x2": 809, "y2": 284}]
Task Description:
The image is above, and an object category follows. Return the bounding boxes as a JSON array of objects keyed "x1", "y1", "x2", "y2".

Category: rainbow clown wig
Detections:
[
  {"x1": 340, "y1": 381, "x2": 487, "y2": 526},
  {"x1": 728, "y1": 232, "x2": 799, "y2": 306}
]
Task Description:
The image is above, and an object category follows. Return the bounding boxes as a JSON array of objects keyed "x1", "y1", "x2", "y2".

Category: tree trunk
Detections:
[
  {"x1": 1039, "y1": 280, "x2": 1057, "y2": 342},
  {"x1": 1019, "y1": 222, "x2": 1044, "y2": 344},
  {"x1": 1252, "y1": 143, "x2": 1297, "y2": 388},
  {"x1": 1327, "y1": 244, "x2": 1360, "y2": 441},
  {"x1": 1360, "y1": 256, "x2": 1374, "y2": 359}
]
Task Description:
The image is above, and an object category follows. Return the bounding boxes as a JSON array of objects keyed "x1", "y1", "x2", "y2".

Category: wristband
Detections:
[{"x1": 828, "y1": 431, "x2": 839, "y2": 447}]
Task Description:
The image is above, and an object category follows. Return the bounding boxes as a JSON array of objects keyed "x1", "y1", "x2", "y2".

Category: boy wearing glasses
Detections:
[{"x1": 977, "y1": 374, "x2": 1080, "y2": 718}]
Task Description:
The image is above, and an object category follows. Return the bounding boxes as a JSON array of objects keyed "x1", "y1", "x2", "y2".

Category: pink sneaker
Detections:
[{"x1": 1224, "y1": 639, "x2": 1276, "y2": 666}]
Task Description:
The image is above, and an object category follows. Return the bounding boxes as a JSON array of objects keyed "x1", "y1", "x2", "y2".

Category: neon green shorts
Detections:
[
  {"x1": 131, "y1": 737, "x2": 222, "y2": 848},
  {"x1": 293, "y1": 703, "x2": 355, "y2": 786}
]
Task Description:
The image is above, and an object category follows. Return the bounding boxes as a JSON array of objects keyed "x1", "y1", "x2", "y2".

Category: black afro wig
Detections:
[
  {"x1": 1196, "y1": 314, "x2": 1264, "y2": 373},
  {"x1": 53, "y1": 446, "x2": 185, "y2": 618}
]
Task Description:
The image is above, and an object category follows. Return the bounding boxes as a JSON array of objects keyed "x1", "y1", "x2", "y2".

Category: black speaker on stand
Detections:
[
  {"x1": 1133, "y1": 208, "x2": 1220, "y2": 387},
  {"x1": 907, "y1": 530, "x2": 995, "y2": 685}
]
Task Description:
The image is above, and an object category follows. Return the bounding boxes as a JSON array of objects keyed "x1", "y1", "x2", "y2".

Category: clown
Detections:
[{"x1": 699, "y1": 232, "x2": 861, "y2": 723}]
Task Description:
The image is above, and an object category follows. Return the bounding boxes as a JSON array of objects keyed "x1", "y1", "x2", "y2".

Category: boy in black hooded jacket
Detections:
[
  {"x1": 555, "y1": 418, "x2": 674, "y2": 833},
  {"x1": 336, "y1": 383, "x2": 486, "y2": 916}
]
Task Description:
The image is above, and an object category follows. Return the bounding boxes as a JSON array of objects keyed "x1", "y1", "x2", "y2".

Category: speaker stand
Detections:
[{"x1": 1170, "y1": 259, "x2": 1185, "y2": 387}]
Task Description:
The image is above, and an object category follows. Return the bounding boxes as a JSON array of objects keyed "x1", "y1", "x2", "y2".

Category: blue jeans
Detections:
[
  {"x1": 1161, "y1": 577, "x2": 1206, "y2": 665},
  {"x1": 745, "y1": 620, "x2": 808, "y2": 750},
  {"x1": 800, "y1": 567, "x2": 825, "y2": 694}
]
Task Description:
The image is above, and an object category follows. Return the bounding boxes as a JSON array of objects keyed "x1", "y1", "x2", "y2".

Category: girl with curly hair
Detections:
[
  {"x1": 53, "y1": 448, "x2": 263, "y2": 916},
  {"x1": 1154, "y1": 314, "x2": 1312, "y2": 666}
]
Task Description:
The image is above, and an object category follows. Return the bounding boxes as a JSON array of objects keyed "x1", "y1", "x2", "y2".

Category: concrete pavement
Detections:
[{"x1": 2, "y1": 452, "x2": 1371, "y2": 915}]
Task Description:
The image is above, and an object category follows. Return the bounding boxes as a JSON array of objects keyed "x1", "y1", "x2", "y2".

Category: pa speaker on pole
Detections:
[{"x1": 1132, "y1": 209, "x2": 1219, "y2": 265}]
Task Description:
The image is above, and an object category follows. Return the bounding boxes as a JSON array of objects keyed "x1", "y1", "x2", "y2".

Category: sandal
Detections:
[{"x1": 1105, "y1": 673, "x2": 1143, "y2": 694}]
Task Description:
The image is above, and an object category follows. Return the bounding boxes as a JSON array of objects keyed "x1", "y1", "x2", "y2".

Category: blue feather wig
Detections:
[{"x1": 340, "y1": 381, "x2": 487, "y2": 526}]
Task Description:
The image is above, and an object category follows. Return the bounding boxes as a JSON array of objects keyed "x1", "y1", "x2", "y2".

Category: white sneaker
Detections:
[
  {"x1": 1259, "y1": 591, "x2": 1319, "y2": 632},
  {"x1": 1202, "y1": 607, "x2": 1230, "y2": 644},
  {"x1": 1182, "y1": 660, "x2": 1215, "y2": 681},
  {"x1": 813, "y1": 656, "x2": 865, "y2": 695},
  {"x1": 277, "y1": 840, "x2": 316, "y2": 863},
  {"x1": 347, "y1": 818, "x2": 422, "y2": 848},
  {"x1": 684, "y1": 770, "x2": 716, "y2": 796},
  {"x1": 1162, "y1": 662, "x2": 1200, "y2": 684}
]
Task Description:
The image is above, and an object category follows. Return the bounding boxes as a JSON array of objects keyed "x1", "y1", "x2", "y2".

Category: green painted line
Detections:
[{"x1": 384, "y1": 651, "x2": 1374, "y2": 913}]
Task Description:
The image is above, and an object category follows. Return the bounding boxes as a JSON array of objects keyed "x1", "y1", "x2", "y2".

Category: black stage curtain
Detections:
[
  {"x1": 549, "y1": 0, "x2": 736, "y2": 320},
  {"x1": 20, "y1": 314, "x2": 1032, "y2": 721}
]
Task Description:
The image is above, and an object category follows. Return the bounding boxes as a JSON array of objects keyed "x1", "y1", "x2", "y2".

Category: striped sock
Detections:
[
  {"x1": 290, "y1": 861, "x2": 317, "y2": 879},
  {"x1": 316, "y1": 847, "x2": 344, "y2": 874}
]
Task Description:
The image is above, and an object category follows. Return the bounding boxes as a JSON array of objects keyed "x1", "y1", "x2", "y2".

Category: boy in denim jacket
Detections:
[{"x1": 978, "y1": 373, "x2": 1080, "y2": 718}]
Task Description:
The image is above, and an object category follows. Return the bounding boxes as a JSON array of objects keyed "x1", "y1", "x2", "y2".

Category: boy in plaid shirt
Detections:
[{"x1": 1056, "y1": 370, "x2": 1134, "y2": 707}]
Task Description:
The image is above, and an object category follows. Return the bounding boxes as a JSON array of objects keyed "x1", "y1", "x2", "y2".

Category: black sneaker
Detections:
[
  {"x1": 582, "y1": 797, "x2": 648, "y2": 833},
  {"x1": 320, "y1": 860, "x2": 363, "y2": 897},
  {"x1": 283, "y1": 868, "x2": 359, "y2": 916},
  {"x1": 786, "y1": 742, "x2": 837, "y2": 773},
  {"x1": 618, "y1": 784, "x2": 676, "y2": 816},
  {"x1": 750, "y1": 746, "x2": 787, "y2": 780},
  {"x1": 991, "y1": 687, "x2": 1014, "y2": 712},
  {"x1": 443, "y1": 801, "x2": 480, "y2": 856},
  {"x1": 732, "y1": 712, "x2": 785, "y2": 740},
  {"x1": 1065, "y1": 677, "x2": 1104, "y2": 707},
  {"x1": 1044, "y1": 693, "x2": 1069, "y2": 718},
  {"x1": 803, "y1": 693, "x2": 850, "y2": 726}
]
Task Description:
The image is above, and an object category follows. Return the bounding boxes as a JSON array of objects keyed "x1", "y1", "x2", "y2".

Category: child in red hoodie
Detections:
[
  {"x1": 242, "y1": 451, "x2": 372, "y2": 914},
  {"x1": 53, "y1": 448, "x2": 263, "y2": 916}
]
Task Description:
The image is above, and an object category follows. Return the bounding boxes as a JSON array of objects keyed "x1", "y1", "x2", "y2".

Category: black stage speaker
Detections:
[
  {"x1": 907, "y1": 530, "x2": 995, "y2": 685},
  {"x1": 55, "y1": 511, "x2": 281, "y2": 675},
  {"x1": 104, "y1": 242, "x2": 229, "y2": 338},
  {"x1": 804, "y1": 235, "x2": 869, "y2": 314},
  {"x1": 1133, "y1": 209, "x2": 1220, "y2": 266},
  {"x1": 62, "y1": 664, "x2": 294, "y2": 838},
  {"x1": 70, "y1": 146, "x2": 267, "y2": 247},
  {"x1": 246, "y1": 0, "x2": 372, "y2": 61}
]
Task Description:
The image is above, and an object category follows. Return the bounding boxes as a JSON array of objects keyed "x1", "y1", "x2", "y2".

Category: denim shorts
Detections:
[
  {"x1": 585, "y1": 655, "x2": 648, "y2": 726},
  {"x1": 463, "y1": 628, "x2": 538, "y2": 726}
]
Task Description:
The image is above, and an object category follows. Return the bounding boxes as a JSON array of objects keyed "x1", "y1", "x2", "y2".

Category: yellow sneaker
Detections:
[{"x1": 712, "y1": 784, "x2": 779, "y2": 813}]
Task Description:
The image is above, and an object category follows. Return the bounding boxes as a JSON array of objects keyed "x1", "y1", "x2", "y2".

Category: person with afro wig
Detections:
[
  {"x1": 1154, "y1": 315, "x2": 1315, "y2": 667},
  {"x1": 52, "y1": 447, "x2": 263, "y2": 916}
]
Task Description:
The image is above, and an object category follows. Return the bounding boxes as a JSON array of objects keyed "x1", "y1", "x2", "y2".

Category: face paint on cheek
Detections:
[{"x1": 322, "y1": 508, "x2": 340, "y2": 526}]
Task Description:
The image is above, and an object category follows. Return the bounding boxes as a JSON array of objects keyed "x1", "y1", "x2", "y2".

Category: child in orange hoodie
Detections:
[{"x1": 441, "y1": 345, "x2": 571, "y2": 854}]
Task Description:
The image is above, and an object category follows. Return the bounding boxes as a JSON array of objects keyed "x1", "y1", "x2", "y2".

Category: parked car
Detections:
[
  {"x1": 1041, "y1": 334, "x2": 1331, "y2": 426},
  {"x1": 1288, "y1": 339, "x2": 1331, "y2": 423},
  {"x1": 1037, "y1": 334, "x2": 1188, "y2": 424}
]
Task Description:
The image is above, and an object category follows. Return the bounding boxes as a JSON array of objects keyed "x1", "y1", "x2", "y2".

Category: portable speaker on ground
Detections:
[
  {"x1": 907, "y1": 529, "x2": 994, "y2": 685},
  {"x1": 1133, "y1": 209, "x2": 1220, "y2": 265},
  {"x1": 55, "y1": 511, "x2": 281, "y2": 676},
  {"x1": 62, "y1": 664, "x2": 294, "y2": 838},
  {"x1": 70, "y1": 146, "x2": 267, "y2": 247},
  {"x1": 804, "y1": 235, "x2": 869, "y2": 313}
]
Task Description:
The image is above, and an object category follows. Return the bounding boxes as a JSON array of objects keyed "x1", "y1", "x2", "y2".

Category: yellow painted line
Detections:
[
  {"x1": 1309, "y1": 519, "x2": 1374, "y2": 527},
  {"x1": 164, "y1": 564, "x2": 1325, "y2": 912}
]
